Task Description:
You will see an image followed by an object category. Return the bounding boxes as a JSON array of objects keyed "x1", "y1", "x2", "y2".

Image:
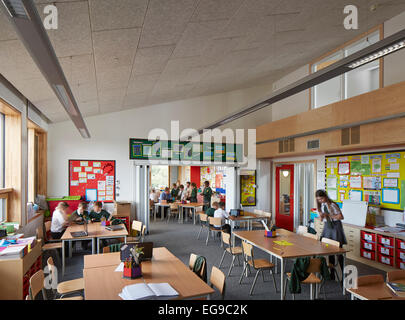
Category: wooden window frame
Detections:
[{"x1": 309, "y1": 24, "x2": 384, "y2": 110}]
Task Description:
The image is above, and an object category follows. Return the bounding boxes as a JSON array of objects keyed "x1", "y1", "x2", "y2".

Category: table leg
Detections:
[
  {"x1": 280, "y1": 258, "x2": 285, "y2": 300},
  {"x1": 62, "y1": 240, "x2": 65, "y2": 278},
  {"x1": 68, "y1": 240, "x2": 72, "y2": 258},
  {"x1": 92, "y1": 238, "x2": 95, "y2": 255},
  {"x1": 154, "y1": 205, "x2": 156, "y2": 222},
  {"x1": 97, "y1": 238, "x2": 100, "y2": 254},
  {"x1": 231, "y1": 220, "x2": 235, "y2": 246},
  {"x1": 125, "y1": 236, "x2": 127, "y2": 244},
  {"x1": 342, "y1": 253, "x2": 346, "y2": 295},
  {"x1": 193, "y1": 208, "x2": 196, "y2": 225}
]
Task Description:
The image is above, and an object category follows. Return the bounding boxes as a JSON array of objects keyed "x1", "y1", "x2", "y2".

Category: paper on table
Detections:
[
  {"x1": 148, "y1": 283, "x2": 179, "y2": 297},
  {"x1": 114, "y1": 262, "x2": 124, "y2": 272}
]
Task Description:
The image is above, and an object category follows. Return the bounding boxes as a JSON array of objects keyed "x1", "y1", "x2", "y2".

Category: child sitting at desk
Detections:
[
  {"x1": 50, "y1": 202, "x2": 70, "y2": 239},
  {"x1": 213, "y1": 202, "x2": 231, "y2": 234},
  {"x1": 206, "y1": 201, "x2": 218, "y2": 217},
  {"x1": 89, "y1": 201, "x2": 111, "y2": 222},
  {"x1": 70, "y1": 201, "x2": 89, "y2": 222}
]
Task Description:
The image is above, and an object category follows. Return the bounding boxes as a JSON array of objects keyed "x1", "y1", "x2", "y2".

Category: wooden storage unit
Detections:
[
  {"x1": 0, "y1": 241, "x2": 42, "y2": 300},
  {"x1": 314, "y1": 218, "x2": 405, "y2": 271}
]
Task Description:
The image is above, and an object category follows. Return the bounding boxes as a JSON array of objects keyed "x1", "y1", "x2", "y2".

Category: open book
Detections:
[
  {"x1": 386, "y1": 282, "x2": 405, "y2": 298},
  {"x1": 119, "y1": 283, "x2": 179, "y2": 300}
]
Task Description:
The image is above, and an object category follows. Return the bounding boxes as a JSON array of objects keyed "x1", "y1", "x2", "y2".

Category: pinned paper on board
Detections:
[
  {"x1": 88, "y1": 174, "x2": 95, "y2": 180},
  {"x1": 73, "y1": 167, "x2": 81, "y2": 172},
  {"x1": 390, "y1": 163, "x2": 400, "y2": 171},
  {"x1": 106, "y1": 196, "x2": 113, "y2": 201},
  {"x1": 94, "y1": 168, "x2": 101, "y2": 174},
  {"x1": 106, "y1": 185, "x2": 113, "y2": 191},
  {"x1": 363, "y1": 176, "x2": 382, "y2": 190},
  {"x1": 106, "y1": 190, "x2": 113, "y2": 196},
  {"x1": 93, "y1": 162, "x2": 101, "y2": 167},
  {"x1": 349, "y1": 190, "x2": 363, "y2": 201},
  {"x1": 98, "y1": 181, "x2": 106, "y2": 190},
  {"x1": 361, "y1": 155, "x2": 369, "y2": 164},
  {"x1": 80, "y1": 161, "x2": 88, "y2": 167},
  {"x1": 382, "y1": 188, "x2": 400, "y2": 204},
  {"x1": 78, "y1": 172, "x2": 86, "y2": 178},
  {"x1": 364, "y1": 190, "x2": 381, "y2": 206},
  {"x1": 79, "y1": 178, "x2": 87, "y2": 184},
  {"x1": 383, "y1": 178, "x2": 398, "y2": 188},
  {"x1": 338, "y1": 162, "x2": 350, "y2": 175},
  {"x1": 85, "y1": 167, "x2": 93, "y2": 172},
  {"x1": 372, "y1": 158, "x2": 382, "y2": 173},
  {"x1": 70, "y1": 181, "x2": 79, "y2": 186},
  {"x1": 327, "y1": 176, "x2": 337, "y2": 189},
  {"x1": 327, "y1": 189, "x2": 338, "y2": 201},
  {"x1": 86, "y1": 189, "x2": 97, "y2": 202},
  {"x1": 350, "y1": 176, "x2": 362, "y2": 189},
  {"x1": 106, "y1": 176, "x2": 114, "y2": 186},
  {"x1": 387, "y1": 172, "x2": 400, "y2": 178},
  {"x1": 98, "y1": 191, "x2": 105, "y2": 196}
]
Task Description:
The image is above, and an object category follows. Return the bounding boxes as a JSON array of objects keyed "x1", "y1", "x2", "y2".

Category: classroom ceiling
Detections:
[{"x1": 1, "y1": 0, "x2": 405, "y2": 122}]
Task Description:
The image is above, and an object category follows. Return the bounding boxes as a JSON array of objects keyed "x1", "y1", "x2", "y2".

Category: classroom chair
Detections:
[
  {"x1": 303, "y1": 232, "x2": 318, "y2": 240},
  {"x1": 387, "y1": 270, "x2": 405, "y2": 282},
  {"x1": 197, "y1": 213, "x2": 209, "y2": 240},
  {"x1": 29, "y1": 270, "x2": 83, "y2": 300},
  {"x1": 209, "y1": 266, "x2": 226, "y2": 300},
  {"x1": 297, "y1": 225, "x2": 308, "y2": 235},
  {"x1": 189, "y1": 253, "x2": 207, "y2": 281},
  {"x1": 167, "y1": 203, "x2": 179, "y2": 223},
  {"x1": 126, "y1": 220, "x2": 144, "y2": 243},
  {"x1": 283, "y1": 258, "x2": 326, "y2": 300},
  {"x1": 206, "y1": 217, "x2": 223, "y2": 246},
  {"x1": 36, "y1": 225, "x2": 62, "y2": 266},
  {"x1": 102, "y1": 243, "x2": 123, "y2": 253},
  {"x1": 47, "y1": 257, "x2": 84, "y2": 298},
  {"x1": 218, "y1": 231, "x2": 242, "y2": 276},
  {"x1": 239, "y1": 241, "x2": 277, "y2": 295},
  {"x1": 321, "y1": 237, "x2": 342, "y2": 286}
]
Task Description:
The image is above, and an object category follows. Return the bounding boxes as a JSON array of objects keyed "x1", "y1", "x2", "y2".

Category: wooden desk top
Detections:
[
  {"x1": 61, "y1": 222, "x2": 128, "y2": 240},
  {"x1": 84, "y1": 252, "x2": 121, "y2": 269},
  {"x1": 233, "y1": 229, "x2": 348, "y2": 259},
  {"x1": 84, "y1": 247, "x2": 214, "y2": 300},
  {"x1": 228, "y1": 213, "x2": 264, "y2": 221},
  {"x1": 348, "y1": 280, "x2": 405, "y2": 300},
  {"x1": 178, "y1": 203, "x2": 204, "y2": 208}
]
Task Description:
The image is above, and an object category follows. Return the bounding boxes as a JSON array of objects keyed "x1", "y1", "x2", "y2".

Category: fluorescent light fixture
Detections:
[
  {"x1": 348, "y1": 40, "x2": 405, "y2": 69},
  {"x1": 2, "y1": 0, "x2": 91, "y2": 138},
  {"x1": 1, "y1": 0, "x2": 28, "y2": 18}
]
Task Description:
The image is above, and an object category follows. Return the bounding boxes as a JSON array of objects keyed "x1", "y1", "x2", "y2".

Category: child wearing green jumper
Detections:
[
  {"x1": 89, "y1": 201, "x2": 111, "y2": 222},
  {"x1": 205, "y1": 202, "x2": 218, "y2": 217}
]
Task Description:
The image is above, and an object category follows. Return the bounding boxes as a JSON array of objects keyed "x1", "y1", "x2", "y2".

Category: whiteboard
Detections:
[{"x1": 342, "y1": 200, "x2": 368, "y2": 227}]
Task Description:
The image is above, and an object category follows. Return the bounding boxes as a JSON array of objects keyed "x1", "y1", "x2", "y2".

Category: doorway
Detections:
[{"x1": 275, "y1": 164, "x2": 294, "y2": 231}]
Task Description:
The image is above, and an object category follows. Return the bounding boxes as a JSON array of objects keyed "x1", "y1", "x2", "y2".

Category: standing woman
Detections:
[{"x1": 316, "y1": 189, "x2": 347, "y2": 276}]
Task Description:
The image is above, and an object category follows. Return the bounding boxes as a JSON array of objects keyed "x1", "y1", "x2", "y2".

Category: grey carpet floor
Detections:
[{"x1": 44, "y1": 219, "x2": 386, "y2": 300}]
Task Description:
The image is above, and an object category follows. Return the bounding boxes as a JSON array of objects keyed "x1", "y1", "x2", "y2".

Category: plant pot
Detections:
[{"x1": 123, "y1": 263, "x2": 142, "y2": 279}]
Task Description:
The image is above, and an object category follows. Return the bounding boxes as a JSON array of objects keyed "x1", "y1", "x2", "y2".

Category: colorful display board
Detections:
[
  {"x1": 240, "y1": 170, "x2": 257, "y2": 207},
  {"x1": 129, "y1": 138, "x2": 243, "y2": 163},
  {"x1": 326, "y1": 151, "x2": 405, "y2": 211},
  {"x1": 69, "y1": 160, "x2": 116, "y2": 203}
]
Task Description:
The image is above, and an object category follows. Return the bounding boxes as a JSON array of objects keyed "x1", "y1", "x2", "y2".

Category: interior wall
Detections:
[{"x1": 47, "y1": 83, "x2": 273, "y2": 201}]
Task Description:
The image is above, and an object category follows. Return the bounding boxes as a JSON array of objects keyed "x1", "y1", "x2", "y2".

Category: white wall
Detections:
[{"x1": 384, "y1": 10, "x2": 405, "y2": 86}]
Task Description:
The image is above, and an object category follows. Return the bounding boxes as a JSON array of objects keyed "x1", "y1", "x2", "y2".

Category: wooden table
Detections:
[
  {"x1": 178, "y1": 203, "x2": 204, "y2": 224},
  {"x1": 61, "y1": 222, "x2": 128, "y2": 277},
  {"x1": 347, "y1": 279, "x2": 405, "y2": 300},
  {"x1": 227, "y1": 213, "x2": 268, "y2": 245},
  {"x1": 83, "y1": 247, "x2": 214, "y2": 300},
  {"x1": 233, "y1": 229, "x2": 348, "y2": 300}
]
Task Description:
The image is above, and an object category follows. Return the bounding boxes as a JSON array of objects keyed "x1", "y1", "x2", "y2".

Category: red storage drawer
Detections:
[
  {"x1": 397, "y1": 239, "x2": 405, "y2": 251},
  {"x1": 377, "y1": 244, "x2": 394, "y2": 256},
  {"x1": 360, "y1": 248, "x2": 375, "y2": 261},
  {"x1": 397, "y1": 249, "x2": 405, "y2": 261},
  {"x1": 361, "y1": 230, "x2": 376, "y2": 242},
  {"x1": 361, "y1": 239, "x2": 376, "y2": 251},
  {"x1": 377, "y1": 234, "x2": 394, "y2": 247},
  {"x1": 378, "y1": 253, "x2": 394, "y2": 266},
  {"x1": 397, "y1": 259, "x2": 405, "y2": 270}
]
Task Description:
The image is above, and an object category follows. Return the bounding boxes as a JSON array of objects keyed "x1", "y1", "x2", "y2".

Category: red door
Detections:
[{"x1": 276, "y1": 164, "x2": 294, "y2": 231}]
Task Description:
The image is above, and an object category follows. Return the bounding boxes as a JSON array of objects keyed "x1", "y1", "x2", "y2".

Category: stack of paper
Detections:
[
  {"x1": 119, "y1": 283, "x2": 179, "y2": 300},
  {"x1": 0, "y1": 244, "x2": 27, "y2": 259}
]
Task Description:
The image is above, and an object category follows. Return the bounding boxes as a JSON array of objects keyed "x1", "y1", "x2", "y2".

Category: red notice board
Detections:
[{"x1": 69, "y1": 160, "x2": 116, "y2": 202}]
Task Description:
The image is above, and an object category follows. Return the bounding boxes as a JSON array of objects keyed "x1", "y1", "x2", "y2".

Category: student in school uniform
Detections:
[
  {"x1": 205, "y1": 201, "x2": 218, "y2": 218},
  {"x1": 316, "y1": 189, "x2": 347, "y2": 278},
  {"x1": 50, "y1": 202, "x2": 70, "y2": 239},
  {"x1": 177, "y1": 184, "x2": 186, "y2": 201},
  {"x1": 213, "y1": 202, "x2": 231, "y2": 234},
  {"x1": 70, "y1": 201, "x2": 89, "y2": 222},
  {"x1": 170, "y1": 183, "x2": 179, "y2": 200},
  {"x1": 159, "y1": 187, "x2": 172, "y2": 218},
  {"x1": 190, "y1": 183, "x2": 198, "y2": 203},
  {"x1": 201, "y1": 181, "x2": 213, "y2": 211},
  {"x1": 184, "y1": 181, "x2": 191, "y2": 200},
  {"x1": 89, "y1": 201, "x2": 111, "y2": 222},
  {"x1": 149, "y1": 188, "x2": 159, "y2": 203}
]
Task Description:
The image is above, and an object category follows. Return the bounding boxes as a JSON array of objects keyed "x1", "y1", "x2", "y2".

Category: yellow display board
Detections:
[{"x1": 325, "y1": 151, "x2": 405, "y2": 211}]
